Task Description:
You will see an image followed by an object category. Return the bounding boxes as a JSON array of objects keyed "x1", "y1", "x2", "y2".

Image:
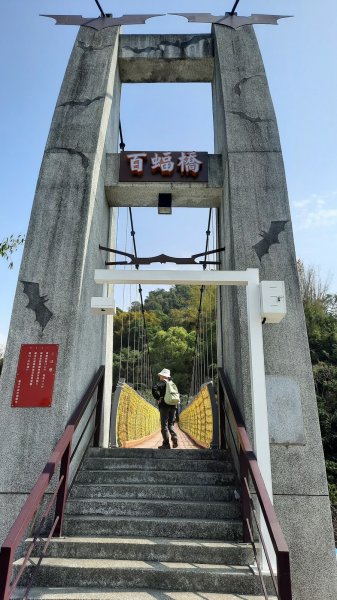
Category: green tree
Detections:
[
  {"x1": 0, "y1": 345, "x2": 5, "y2": 377},
  {"x1": 150, "y1": 326, "x2": 196, "y2": 393},
  {"x1": 0, "y1": 234, "x2": 25, "y2": 269},
  {"x1": 144, "y1": 285, "x2": 193, "y2": 314},
  {"x1": 298, "y1": 261, "x2": 337, "y2": 540},
  {"x1": 112, "y1": 285, "x2": 217, "y2": 394}
]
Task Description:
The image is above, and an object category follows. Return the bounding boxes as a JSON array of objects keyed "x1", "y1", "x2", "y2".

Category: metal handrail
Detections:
[
  {"x1": 217, "y1": 367, "x2": 292, "y2": 600},
  {"x1": 0, "y1": 366, "x2": 105, "y2": 600}
]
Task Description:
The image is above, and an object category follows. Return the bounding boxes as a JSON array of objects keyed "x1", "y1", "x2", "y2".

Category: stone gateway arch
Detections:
[{"x1": 0, "y1": 22, "x2": 336, "y2": 600}]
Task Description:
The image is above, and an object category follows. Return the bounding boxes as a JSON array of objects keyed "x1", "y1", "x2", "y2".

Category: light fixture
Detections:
[{"x1": 158, "y1": 193, "x2": 172, "y2": 215}]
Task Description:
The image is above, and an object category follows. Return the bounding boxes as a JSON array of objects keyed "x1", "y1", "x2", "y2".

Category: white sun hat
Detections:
[{"x1": 158, "y1": 368, "x2": 171, "y2": 378}]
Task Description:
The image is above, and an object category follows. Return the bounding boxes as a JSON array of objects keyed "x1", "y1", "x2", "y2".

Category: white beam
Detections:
[{"x1": 94, "y1": 269, "x2": 253, "y2": 286}]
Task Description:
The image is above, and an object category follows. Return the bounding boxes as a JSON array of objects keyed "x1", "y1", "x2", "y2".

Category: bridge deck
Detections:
[{"x1": 133, "y1": 425, "x2": 200, "y2": 450}]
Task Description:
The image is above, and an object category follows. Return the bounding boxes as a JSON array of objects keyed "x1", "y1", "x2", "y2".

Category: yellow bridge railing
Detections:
[
  {"x1": 179, "y1": 383, "x2": 217, "y2": 448},
  {"x1": 112, "y1": 382, "x2": 160, "y2": 447}
]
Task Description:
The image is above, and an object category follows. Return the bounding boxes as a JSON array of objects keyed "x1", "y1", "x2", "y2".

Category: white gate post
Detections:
[
  {"x1": 246, "y1": 268, "x2": 276, "y2": 573},
  {"x1": 101, "y1": 207, "x2": 116, "y2": 448}
]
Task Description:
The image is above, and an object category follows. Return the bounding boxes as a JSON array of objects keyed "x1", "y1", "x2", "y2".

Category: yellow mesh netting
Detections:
[
  {"x1": 179, "y1": 385, "x2": 213, "y2": 448},
  {"x1": 116, "y1": 384, "x2": 160, "y2": 446}
]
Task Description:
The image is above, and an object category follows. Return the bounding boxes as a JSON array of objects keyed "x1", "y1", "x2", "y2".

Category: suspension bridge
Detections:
[
  {"x1": 108, "y1": 203, "x2": 218, "y2": 451},
  {"x1": 0, "y1": 6, "x2": 336, "y2": 600}
]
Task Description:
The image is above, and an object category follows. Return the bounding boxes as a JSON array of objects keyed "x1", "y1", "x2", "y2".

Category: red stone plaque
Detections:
[{"x1": 11, "y1": 344, "x2": 59, "y2": 408}]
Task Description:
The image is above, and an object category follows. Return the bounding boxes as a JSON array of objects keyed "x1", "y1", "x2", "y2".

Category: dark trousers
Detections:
[{"x1": 159, "y1": 402, "x2": 177, "y2": 446}]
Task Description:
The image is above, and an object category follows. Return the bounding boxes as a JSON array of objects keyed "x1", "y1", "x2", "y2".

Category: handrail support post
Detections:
[
  {"x1": 240, "y1": 450, "x2": 251, "y2": 543},
  {"x1": 218, "y1": 382, "x2": 226, "y2": 449},
  {"x1": 53, "y1": 436, "x2": 73, "y2": 537},
  {"x1": 277, "y1": 551, "x2": 293, "y2": 600},
  {"x1": 94, "y1": 376, "x2": 104, "y2": 447},
  {"x1": 0, "y1": 546, "x2": 14, "y2": 600}
]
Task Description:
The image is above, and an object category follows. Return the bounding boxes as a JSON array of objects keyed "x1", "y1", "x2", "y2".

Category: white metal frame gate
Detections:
[{"x1": 94, "y1": 266, "x2": 283, "y2": 572}]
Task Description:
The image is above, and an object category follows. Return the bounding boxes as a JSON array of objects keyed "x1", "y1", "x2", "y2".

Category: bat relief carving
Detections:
[
  {"x1": 252, "y1": 220, "x2": 289, "y2": 262},
  {"x1": 21, "y1": 281, "x2": 53, "y2": 331}
]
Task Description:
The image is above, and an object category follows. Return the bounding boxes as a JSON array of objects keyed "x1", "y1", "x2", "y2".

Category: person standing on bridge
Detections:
[{"x1": 152, "y1": 368, "x2": 180, "y2": 449}]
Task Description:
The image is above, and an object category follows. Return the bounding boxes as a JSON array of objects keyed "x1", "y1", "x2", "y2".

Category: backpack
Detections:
[{"x1": 164, "y1": 380, "x2": 180, "y2": 406}]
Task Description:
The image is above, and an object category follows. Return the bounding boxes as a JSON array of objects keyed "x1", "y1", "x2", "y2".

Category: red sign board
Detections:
[{"x1": 12, "y1": 344, "x2": 59, "y2": 408}]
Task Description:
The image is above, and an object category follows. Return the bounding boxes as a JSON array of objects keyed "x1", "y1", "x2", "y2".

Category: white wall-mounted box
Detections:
[
  {"x1": 260, "y1": 281, "x2": 286, "y2": 324},
  {"x1": 91, "y1": 296, "x2": 116, "y2": 315}
]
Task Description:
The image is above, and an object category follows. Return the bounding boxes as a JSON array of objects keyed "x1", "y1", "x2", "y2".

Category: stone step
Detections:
[
  {"x1": 75, "y1": 469, "x2": 235, "y2": 486},
  {"x1": 65, "y1": 498, "x2": 241, "y2": 520},
  {"x1": 64, "y1": 515, "x2": 243, "y2": 541},
  {"x1": 88, "y1": 448, "x2": 230, "y2": 461},
  {"x1": 82, "y1": 457, "x2": 231, "y2": 472},
  {"x1": 25, "y1": 537, "x2": 253, "y2": 565},
  {"x1": 70, "y1": 483, "x2": 236, "y2": 502},
  {"x1": 14, "y1": 558, "x2": 271, "y2": 595},
  {"x1": 13, "y1": 588, "x2": 277, "y2": 599}
]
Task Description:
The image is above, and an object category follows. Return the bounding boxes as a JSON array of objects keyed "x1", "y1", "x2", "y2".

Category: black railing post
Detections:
[
  {"x1": 208, "y1": 383, "x2": 219, "y2": 449},
  {"x1": 53, "y1": 437, "x2": 72, "y2": 537},
  {"x1": 240, "y1": 449, "x2": 251, "y2": 543},
  {"x1": 218, "y1": 382, "x2": 226, "y2": 449},
  {"x1": 93, "y1": 375, "x2": 104, "y2": 447},
  {"x1": 0, "y1": 546, "x2": 13, "y2": 600},
  {"x1": 277, "y1": 551, "x2": 293, "y2": 600}
]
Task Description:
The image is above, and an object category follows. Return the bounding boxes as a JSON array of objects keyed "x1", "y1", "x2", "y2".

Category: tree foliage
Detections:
[
  {"x1": 113, "y1": 285, "x2": 216, "y2": 395},
  {"x1": 0, "y1": 345, "x2": 4, "y2": 377},
  {"x1": 298, "y1": 261, "x2": 337, "y2": 530},
  {"x1": 0, "y1": 234, "x2": 25, "y2": 269}
]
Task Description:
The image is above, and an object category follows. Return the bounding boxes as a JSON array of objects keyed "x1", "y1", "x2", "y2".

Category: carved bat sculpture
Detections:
[
  {"x1": 253, "y1": 221, "x2": 289, "y2": 262},
  {"x1": 41, "y1": 14, "x2": 164, "y2": 30},
  {"x1": 170, "y1": 13, "x2": 292, "y2": 30},
  {"x1": 21, "y1": 281, "x2": 53, "y2": 331}
]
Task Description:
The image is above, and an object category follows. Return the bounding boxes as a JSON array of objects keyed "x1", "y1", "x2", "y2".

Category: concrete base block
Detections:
[{"x1": 274, "y1": 494, "x2": 337, "y2": 600}]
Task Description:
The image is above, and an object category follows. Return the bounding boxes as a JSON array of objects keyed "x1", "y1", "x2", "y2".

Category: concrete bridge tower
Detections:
[{"x1": 0, "y1": 21, "x2": 336, "y2": 600}]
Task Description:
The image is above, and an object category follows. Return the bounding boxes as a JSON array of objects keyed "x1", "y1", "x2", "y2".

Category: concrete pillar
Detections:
[
  {"x1": 212, "y1": 24, "x2": 337, "y2": 600},
  {"x1": 0, "y1": 26, "x2": 121, "y2": 543}
]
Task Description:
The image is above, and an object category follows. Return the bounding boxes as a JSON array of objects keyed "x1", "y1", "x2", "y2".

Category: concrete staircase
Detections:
[{"x1": 14, "y1": 448, "x2": 275, "y2": 599}]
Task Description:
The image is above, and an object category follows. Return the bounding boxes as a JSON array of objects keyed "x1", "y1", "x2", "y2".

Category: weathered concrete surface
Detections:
[
  {"x1": 15, "y1": 557, "x2": 270, "y2": 594},
  {"x1": 0, "y1": 26, "x2": 121, "y2": 544},
  {"x1": 119, "y1": 34, "x2": 213, "y2": 82},
  {"x1": 12, "y1": 591, "x2": 277, "y2": 600},
  {"x1": 274, "y1": 495, "x2": 337, "y2": 600},
  {"x1": 212, "y1": 24, "x2": 337, "y2": 600},
  {"x1": 105, "y1": 153, "x2": 223, "y2": 207},
  {"x1": 13, "y1": 587, "x2": 277, "y2": 600},
  {"x1": 266, "y1": 376, "x2": 305, "y2": 445},
  {"x1": 26, "y1": 537, "x2": 253, "y2": 564}
]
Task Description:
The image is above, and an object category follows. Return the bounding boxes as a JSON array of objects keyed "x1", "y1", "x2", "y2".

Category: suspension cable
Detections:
[
  {"x1": 93, "y1": 0, "x2": 106, "y2": 18},
  {"x1": 189, "y1": 207, "x2": 220, "y2": 397},
  {"x1": 132, "y1": 286, "x2": 137, "y2": 388},
  {"x1": 118, "y1": 124, "x2": 152, "y2": 386},
  {"x1": 189, "y1": 208, "x2": 213, "y2": 397},
  {"x1": 128, "y1": 207, "x2": 153, "y2": 382},
  {"x1": 230, "y1": 0, "x2": 241, "y2": 15},
  {"x1": 126, "y1": 284, "x2": 132, "y2": 384},
  {"x1": 119, "y1": 121, "x2": 126, "y2": 151},
  {"x1": 210, "y1": 208, "x2": 216, "y2": 382},
  {"x1": 118, "y1": 209, "x2": 129, "y2": 381},
  {"x1": 205, "y1": 290, "x2": 209, "y2": 379}
]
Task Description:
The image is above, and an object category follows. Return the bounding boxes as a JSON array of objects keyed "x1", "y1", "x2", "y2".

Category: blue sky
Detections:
[{"x1": 1, "y1": 0, "x2": 337, "y2": 345}]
